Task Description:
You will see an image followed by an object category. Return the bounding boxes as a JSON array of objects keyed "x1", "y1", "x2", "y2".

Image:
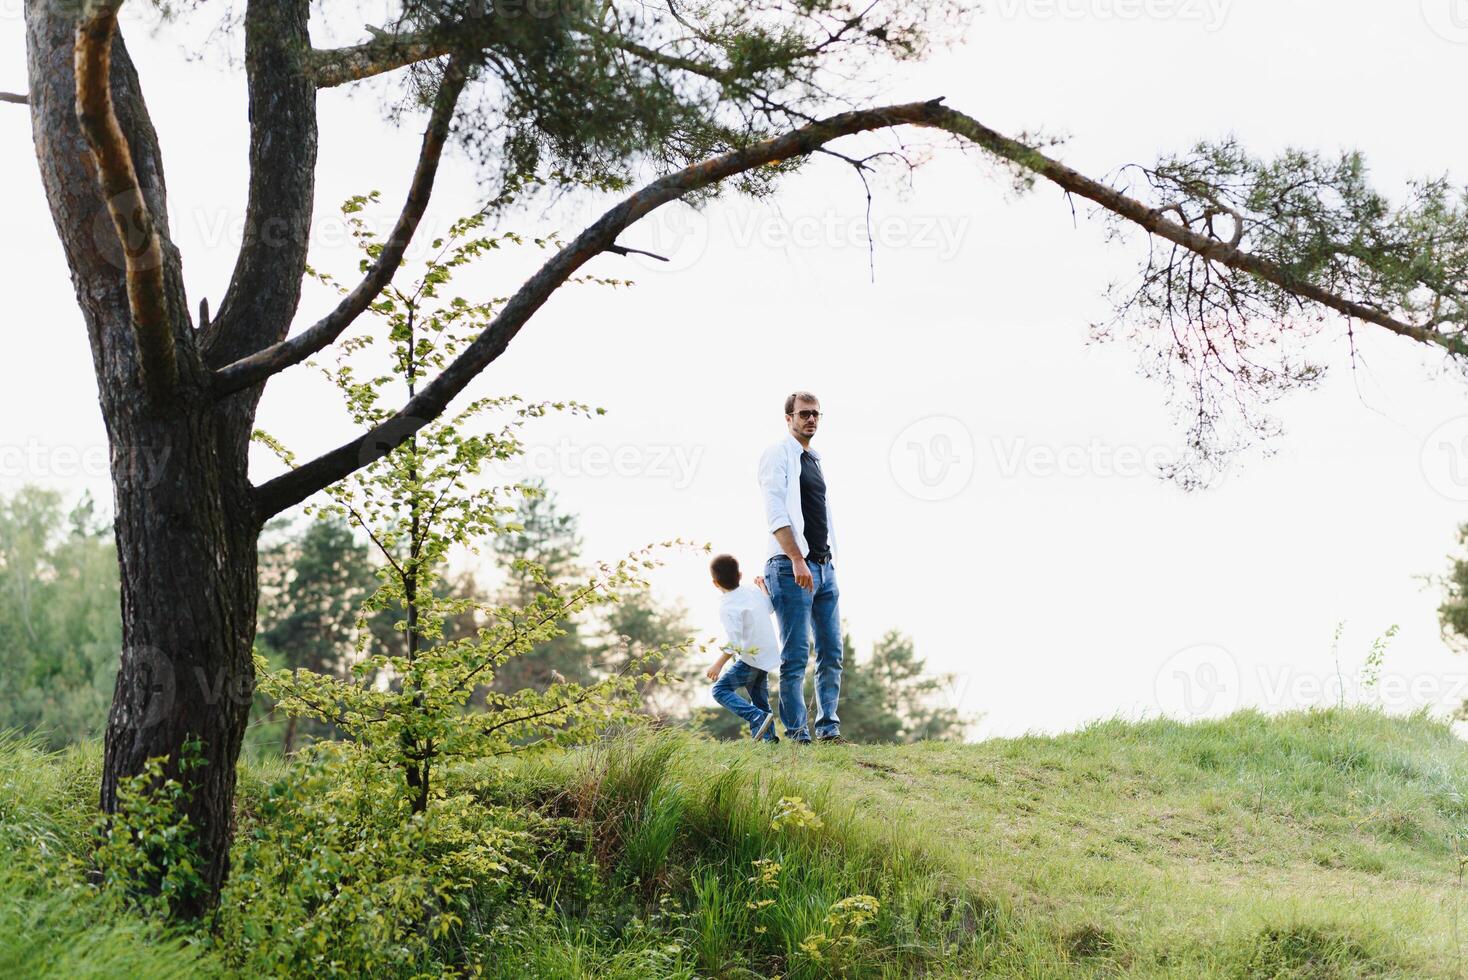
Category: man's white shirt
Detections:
[
  {"x1": 757, "y1": 434, "x2": 838, "y2": 564},
  {"x1": 718, "y1": 584, "x2": 783, "y2": 673}
]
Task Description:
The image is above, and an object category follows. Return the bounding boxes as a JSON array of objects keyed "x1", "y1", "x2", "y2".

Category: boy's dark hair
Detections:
[{"x1": 710, "y1": 553, "x2": 741, "y2": 590}]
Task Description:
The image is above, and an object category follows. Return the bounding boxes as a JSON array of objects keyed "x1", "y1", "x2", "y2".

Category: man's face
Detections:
[{"x1": 786, "y1": 398, "x2": 821, "y2": 440}]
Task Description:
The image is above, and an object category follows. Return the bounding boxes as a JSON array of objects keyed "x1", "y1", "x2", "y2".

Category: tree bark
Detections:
[
  {"x1": 26, "y1": 3, "x2": 265, "y2": 915},
  {"x1": 101, "y1": 413, "x2": 260, "y2": 918}
]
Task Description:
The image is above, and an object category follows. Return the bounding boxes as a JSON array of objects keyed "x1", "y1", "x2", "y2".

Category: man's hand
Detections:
[
  {"x1": 705, "y1": 662, "x2": 723, "y2": 682},
  {"x1": 793, "y1": 557, "x2": 813, "y2": 591},
  {"x1": 772, "y1": 527, "x2": 814, "y2": 591}
]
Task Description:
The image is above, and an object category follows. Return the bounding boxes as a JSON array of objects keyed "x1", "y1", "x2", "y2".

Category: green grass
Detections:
[
  {"x1": 490, "y1": 708, "x2": 1468, "y2": 977},
  {"x1": 0, "y1": 733, "x2": 217, "y2": 977},
  {"x1": 1, "y1": 708, "x2": 1465, "y2": 977}
]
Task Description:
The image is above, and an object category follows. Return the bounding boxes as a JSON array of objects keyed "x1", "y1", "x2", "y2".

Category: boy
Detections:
[{"x1": 706, "y1": 553, "x2": 782, "y2": 741}]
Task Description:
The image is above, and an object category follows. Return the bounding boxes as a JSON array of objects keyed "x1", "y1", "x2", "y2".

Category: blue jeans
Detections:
[
  {"x1": 711, "y1": 659, "x2": 776, "y2": 739},
  {"x1": 765, "y1": 555, "x2": 841, "y2": 741}
]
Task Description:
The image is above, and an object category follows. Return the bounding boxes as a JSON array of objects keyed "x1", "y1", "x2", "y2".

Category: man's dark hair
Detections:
[
  {"x1": 710, "y1": 553, "x2": 741, "y2": 590},
  {"x1": 784, "y1": 391, "x2": 819, "y2": 415}
]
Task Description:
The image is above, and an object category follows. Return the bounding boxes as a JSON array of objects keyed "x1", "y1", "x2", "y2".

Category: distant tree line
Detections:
[
  {"x1": 0, "y1": 487, "x2": 119, "y2": 748},
  {"x1": 0, "y1": 482, "x2": 964, "y2": 749}
]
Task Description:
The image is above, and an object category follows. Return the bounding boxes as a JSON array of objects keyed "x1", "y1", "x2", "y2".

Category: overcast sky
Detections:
[{"x1": 8, "y1": 1, "x2": 1468, "y2": 737}]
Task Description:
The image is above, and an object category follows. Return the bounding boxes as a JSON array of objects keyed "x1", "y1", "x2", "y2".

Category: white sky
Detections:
[{"x1": 7, "y1": 1, "x2": 1468, "y2": 737}]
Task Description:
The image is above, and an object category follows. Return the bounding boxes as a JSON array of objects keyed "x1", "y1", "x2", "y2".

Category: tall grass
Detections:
[
  {"x1": 486, "y1": 730, "x2": 1000, "y2": 978},
  {"x1": 2, "y1": 710, "x2": 1464, "y2": 977},
  {"x1": 0, "y1": 732, "x2": 217, "y2": 978}
]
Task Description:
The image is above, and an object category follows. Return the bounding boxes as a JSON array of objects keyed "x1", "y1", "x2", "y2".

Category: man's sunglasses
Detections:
[{"x1": 790, "y1": 410, "x2": 821, "y2": 420}]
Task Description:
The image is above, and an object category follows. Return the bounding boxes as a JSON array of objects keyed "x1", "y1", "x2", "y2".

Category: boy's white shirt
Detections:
[
  {"x1": 718, "y1": 584, "x2": 783, "y2": 673},
  {"x1": 758, "y1": 434, "x2": 837, "y2": 564}
]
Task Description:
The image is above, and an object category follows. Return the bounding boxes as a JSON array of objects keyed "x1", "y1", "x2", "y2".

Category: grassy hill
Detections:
[{"x1": 3, "y1": 708, "x2": 1465, "y2": 977}]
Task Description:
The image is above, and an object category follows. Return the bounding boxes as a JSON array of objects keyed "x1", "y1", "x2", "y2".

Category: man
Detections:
[{"x1": 758, "y1": 391, "x2": 843, "y2": 743}]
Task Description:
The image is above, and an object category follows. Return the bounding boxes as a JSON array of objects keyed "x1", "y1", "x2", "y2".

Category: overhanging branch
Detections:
[
  {"x1": 310, "y1": 18, "x2": 503, "y2": 88},
  {"x1": 212, "y1": 56, "x2": 470, "y2": 397},
  {"x1": 253, "y1": 99, "x2": 948, "y2": 516},
  {"x1": 253, "y1": 97, "x2": 1462, "y2": 517},
  {"x1": 309, "y1": 16, "x2": 765, "y2": 92},
  {"x1": 74, "y1": 4, "x2": 176, "y2": 403},
  {"x1": 921, "y1": 107, "x2": 1464, "y2": 357},
  {"x1": 1, "y1": 91, "x2": 27, "y2": 105}
]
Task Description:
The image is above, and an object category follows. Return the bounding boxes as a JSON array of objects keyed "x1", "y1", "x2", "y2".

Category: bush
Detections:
[
  {"x1": 215, "y1": 742, "x2": 555, "y2": 976},
  {"x1": 93, "y1": 743, "x2": 208, "y2": 920}
]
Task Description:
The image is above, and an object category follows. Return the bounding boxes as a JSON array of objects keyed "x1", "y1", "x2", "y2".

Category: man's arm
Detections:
[{"x1": 772, "y1": 527, "x2": 813, "y2": 591}]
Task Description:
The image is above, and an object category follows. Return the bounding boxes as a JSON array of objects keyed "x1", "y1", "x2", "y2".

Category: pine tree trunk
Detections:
[
  {"x1": 24, "y1": 1, "x2": 314, "y2": 914},
  {"x1": 99, "y1": 416, "x2": 261, "y2": 916}
]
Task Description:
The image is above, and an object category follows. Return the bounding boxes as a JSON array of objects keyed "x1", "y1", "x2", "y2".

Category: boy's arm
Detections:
[
  {"x1": 705, "y1": 651, "x2": 733, "y2": 682},
  {"x1": 709, "y1": 604, "x2": 745, "y2": 681}
]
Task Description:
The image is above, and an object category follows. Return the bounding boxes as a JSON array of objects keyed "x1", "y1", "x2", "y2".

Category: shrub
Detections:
[
  {"x1": 93, "y1": 742, "x2": 208, "y2": 920},
  {"x1": 215, "y1": 744, "x2": 535, "y2": 976}
]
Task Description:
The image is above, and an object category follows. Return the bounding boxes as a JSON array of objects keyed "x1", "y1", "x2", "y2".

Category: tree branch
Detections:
[
  {"x1": 308, "y1": 16, "x2": 759, "y2": 92},
  {"x1": 212, "y1": 57, "x2": 470, "y2": 397},
  {"x1": 605, "y1": 243, "x2": 669, "y2": 262},
  {"x1": 253, "y1": 100, "x2": 948, "y2": 516},
  {"x1": 922, "y1": 106, "x2": 1465, "y2": 357},
  {"x1": 0, "y1": 91, "x2": 27, "y2": 105},
  {"x1": 309, "y1": 17, "x2": 503, "y2": 88},
  {"x1": 253, "y1": 98, "x2": 1464, "y2": 517},
  {"x1": 200, "y1": 0, "x2": 318, "y2": 378},
  {"x1": 74, "y1": 4, "x2": 176, "y2": 404}
]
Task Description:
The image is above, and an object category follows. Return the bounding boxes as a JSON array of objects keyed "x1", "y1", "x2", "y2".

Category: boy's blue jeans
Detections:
[
  {"x1": 712, "y1": 660, "x2": 776, "y2": 740},
  {"x1": 765, "y1": 554, "x2": 842, "y2": 742}
]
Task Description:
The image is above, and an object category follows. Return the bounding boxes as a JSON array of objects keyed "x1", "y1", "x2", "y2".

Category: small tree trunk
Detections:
[{"x1": 282, "y1": 714, "x2": 298, "y2": 757}]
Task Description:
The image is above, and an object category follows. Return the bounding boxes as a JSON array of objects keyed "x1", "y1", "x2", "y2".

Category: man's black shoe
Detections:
[{"x1": 815, "y1": 734, "x2": 848, "y2": 745}]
